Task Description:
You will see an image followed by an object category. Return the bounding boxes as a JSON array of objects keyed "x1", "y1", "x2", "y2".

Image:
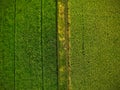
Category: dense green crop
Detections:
[
  {"x1": 0, "y1": 0, "x2": 15, "y2": 89},
  {"x1": 0, "y1": 0, "x2": 58, "y2": 90},
  {"x1": 70, "y1": 0, "x2": 120, "y2": 90},
  {"x1": 0, "y1": 0, "x2": 120, "y2": 90}
]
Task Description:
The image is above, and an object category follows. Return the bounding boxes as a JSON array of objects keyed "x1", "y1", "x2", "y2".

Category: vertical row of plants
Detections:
[{"x1": 57, "y1": 0, "x2": 71, "y2": 90}]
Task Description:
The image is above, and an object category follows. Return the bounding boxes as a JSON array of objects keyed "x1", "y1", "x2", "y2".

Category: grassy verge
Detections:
[{"x1": 57, "y1": 0, "x2": 70, "y2": 90}]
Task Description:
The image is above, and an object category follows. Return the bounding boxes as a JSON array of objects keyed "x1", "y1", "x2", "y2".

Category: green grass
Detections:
[
  {"x1": 0, "y1": 0, "x2": 58, "y2": 90},
  {"x1": 70, "y1": 0, "x2": 120, "y2": 90},
  {"x1": 42, "y1": 0, "x2": 58, "y2": 90},
  {"x1": 0, "y1": 0, "x2": 15, "y2": 89},
  {"x1": 15, "y1": 0, "x2": 42, "y2": 89},
  {"x1": 1, "y1": 0, "x2": 120, "y2": 90}
]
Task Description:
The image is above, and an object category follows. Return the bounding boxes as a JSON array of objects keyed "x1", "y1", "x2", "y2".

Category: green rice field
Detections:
[
  {"x1": 1, "y1": 0, "x2": 58, "y2": 90},
  {"x1": 70, "y1": 0, "x2": 120, "y2": 90},
  {"x1": 0, "y1": 0, "x2": 120, "y2": 90}
]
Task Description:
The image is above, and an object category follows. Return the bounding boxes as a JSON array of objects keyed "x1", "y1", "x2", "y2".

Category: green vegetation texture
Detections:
[
  {"x1": 0, "y1": 0, "x2": 58, "y2": 90},
  {"x1": 70, "y1": 0, "x2": 120, "y2": 90},
  {"x1": 0, "y1": 0, "x2": 120, "y2": 90},
  {"x1": 57, "y1": 0, "x2": 70, "y2": 90}
]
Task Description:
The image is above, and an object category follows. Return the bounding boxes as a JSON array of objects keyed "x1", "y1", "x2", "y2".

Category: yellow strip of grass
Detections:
[{"x1": 57, "y1": 0, "x2": 71, "y2": 90}]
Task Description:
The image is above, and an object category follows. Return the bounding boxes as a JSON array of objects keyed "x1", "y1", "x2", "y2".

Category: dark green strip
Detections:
[
  {"x1": 42, "y1": 0, "x2": 58, "y2": 90},
  {"x1": 0, "y1": 0, "x2": 15, "y2": 89}
]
